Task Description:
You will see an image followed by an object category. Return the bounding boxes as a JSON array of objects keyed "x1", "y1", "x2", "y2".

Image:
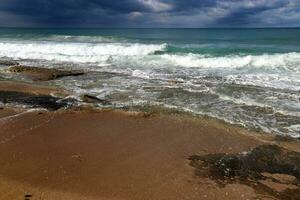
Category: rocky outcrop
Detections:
[{"x1": 8, "y1": 66, "x2": 84, "y2": 81}]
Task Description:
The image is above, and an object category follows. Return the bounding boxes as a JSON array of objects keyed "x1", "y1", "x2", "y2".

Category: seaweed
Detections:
[
  {"x1": 0, "y1": 91, "x2": 74, "y2": 111},
  {"x1": 189, "y1": 145, "x2": 300, "y2": 199}
]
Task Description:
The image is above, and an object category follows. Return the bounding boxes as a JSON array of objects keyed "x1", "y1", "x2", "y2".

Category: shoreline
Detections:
[
  {"x1": 0, "y1": 80, "x2": 299, "y2": 142},
  {"x1": 0, "y1": 80, "x2": 300, "y2": 199}
]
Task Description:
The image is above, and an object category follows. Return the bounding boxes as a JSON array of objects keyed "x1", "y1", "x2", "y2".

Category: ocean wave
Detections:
[
  {"x1": 225, "y1": 74, "x2": 300, "y2": 91},
  {"x1": 161, "y1": 52, "x2": 300, "y2": 70},
  {"x1": 0, "y1": 41, "x2": 167, "y2": 63},
  {"x1": 45, "y1": 35, "x2": 126, "y2": 43},
  {"x1": 0, "y1": 34, "x2": 129, "y2": 43},
  {"x1": 1, "y1": 40, "x2": 300, "y2": 72},
  {"x1": 164, "y1": 43, "x2": 292, "y2": 56}
]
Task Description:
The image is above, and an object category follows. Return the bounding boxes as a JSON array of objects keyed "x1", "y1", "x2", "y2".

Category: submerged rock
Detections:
[
  {"x1": 0, "y1": 91, "x2": 74, "y2": 111},
  {"x1": 0, "y1": 60, "x2": 19, "y2": 66},
  {"x1": 153, "y1": 50, "x2": 165, "y2": 55},
  {"x1": 8, "y1": 66, "x2": 84, "y2": 81},
  {"x1": 189, "y1": 145, "x2": 300, "y2": 199}
]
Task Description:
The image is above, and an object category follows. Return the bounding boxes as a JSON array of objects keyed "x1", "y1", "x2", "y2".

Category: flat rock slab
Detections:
[
  {"x1": 0, "y1": 81, "x2": 68, "y2": 97},
  {"x1": 9, "y1": 66, "x2": 84, "y2": 81},
  {"x1": 0, "y1": 91, "x2": 74, "y2": 110}
]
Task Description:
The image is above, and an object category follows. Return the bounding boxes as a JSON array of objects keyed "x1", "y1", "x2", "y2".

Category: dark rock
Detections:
[
  {"x1": 153, "y1": 50, "x2": 165, "y2": 55},
  {"x1": 81, "y1": 94, "x2": 110, "y2": 105},
  {"x1": 0, "y1": 91, "x2": 74, "y2": 111},
  {"x1": 8, "y1": 66, "x2": 84, "y2": 81}
]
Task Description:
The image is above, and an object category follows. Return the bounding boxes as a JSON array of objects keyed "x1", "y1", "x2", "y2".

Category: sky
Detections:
[{"x1": 0, "y1": 0, "x2": 299, "y2": 28}]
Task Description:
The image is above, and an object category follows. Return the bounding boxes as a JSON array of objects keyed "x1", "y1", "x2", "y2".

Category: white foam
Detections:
[
  {"x1": 0, "y1": 41, "x2": 167, "y2": 63},
  {"x1": 132, "y1": 70, "x2": 150, "y2": 79},
  {"x1": 1, "y1": 40, "x2": 300, "y2": 72},
  {"x1": 225, "y1": 74, "x2": 300, "y2": 91},
  {"x1": 161, "y1": 52, "x2": 300, "y2": 70}
]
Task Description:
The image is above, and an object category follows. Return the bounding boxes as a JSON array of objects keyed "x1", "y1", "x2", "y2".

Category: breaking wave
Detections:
[
  {"x1": 0, "y1": 40, "x2": 299, "y2": 72},
  {"x1": 0, "y1": 41, "x2": 167, "y2": 63},
  {"x1": 161, "y1": 52, "x2": 300, "y2": 70}
]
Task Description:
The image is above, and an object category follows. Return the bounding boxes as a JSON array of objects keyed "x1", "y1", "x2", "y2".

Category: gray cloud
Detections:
[{"x1": 0, "y1": 0, "x2": 299, "y2": 27}]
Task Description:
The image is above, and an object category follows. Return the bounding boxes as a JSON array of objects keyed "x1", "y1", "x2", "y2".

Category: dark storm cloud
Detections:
[
  {"x1": 0, "y1": 0, "x2": 299, "y2": 27},
  {"x1": 215, "y1": 0, "x2": 291, "y2": 26}
]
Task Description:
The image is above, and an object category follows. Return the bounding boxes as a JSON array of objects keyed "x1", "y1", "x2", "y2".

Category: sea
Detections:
[{"x1": 0, "y1": 28, "x2": 299, "y2": 138}]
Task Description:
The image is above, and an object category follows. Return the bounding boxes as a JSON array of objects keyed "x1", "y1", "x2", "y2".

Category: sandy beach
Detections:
[{"x1": 0, "y1": 80, "x2": 300, "y2": 200}]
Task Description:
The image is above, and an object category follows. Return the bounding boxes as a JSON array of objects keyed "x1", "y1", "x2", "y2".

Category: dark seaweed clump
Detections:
[
  {"x1": 0, "y1": 91, "x2": 75, "y2": 111},
  {"x1": 189, "y1": 145, "x2": 300, "y2": 200}
]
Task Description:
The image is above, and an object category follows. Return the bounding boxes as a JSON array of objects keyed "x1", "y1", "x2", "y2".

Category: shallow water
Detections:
[{"x1": 0, "y1": 28, "x2": 300, "y2": 137}]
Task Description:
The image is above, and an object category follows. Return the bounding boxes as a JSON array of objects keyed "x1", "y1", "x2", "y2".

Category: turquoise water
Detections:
[
  {"x1": 1, "y1": 28, "x2": 300, "y2": 54},
  {"x1": 0, "y1": 28, "x2": 300, "y2": 137}
]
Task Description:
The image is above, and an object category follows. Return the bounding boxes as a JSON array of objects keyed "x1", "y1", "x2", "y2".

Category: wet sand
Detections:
[{"x1": 0, "y1": 81, "x2": 299, "y2": 200}]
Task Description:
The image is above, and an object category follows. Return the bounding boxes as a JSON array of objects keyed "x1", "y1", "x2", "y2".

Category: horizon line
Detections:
[{"x1": 0, "y1": 26, "x2": 300, "y2": 29}]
